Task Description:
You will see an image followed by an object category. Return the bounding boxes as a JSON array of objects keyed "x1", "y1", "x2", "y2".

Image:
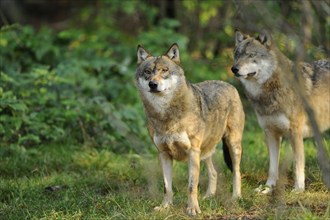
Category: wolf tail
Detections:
[{"x1": 222, "y1": 138, "x2": 233, "y2": 172}]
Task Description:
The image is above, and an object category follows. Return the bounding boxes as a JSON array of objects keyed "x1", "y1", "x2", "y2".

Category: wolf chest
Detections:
[{"x1": 153, "y1": 132, "x2": 191, "y2": 161}]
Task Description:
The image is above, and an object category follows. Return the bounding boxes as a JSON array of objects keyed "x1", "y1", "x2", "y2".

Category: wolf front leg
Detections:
[
  {"x1": 262, "y1": 131, "x2": 281, "y2": 194},
  {"x1": 290, "y1": 131, "x2": 305, "y2": 192},
  {"x1": 154, "y1": 152, "x2": 173, "y2": 211},
  {"x1": 187, "y1": 148, "x2": 201, "y2": 216}
]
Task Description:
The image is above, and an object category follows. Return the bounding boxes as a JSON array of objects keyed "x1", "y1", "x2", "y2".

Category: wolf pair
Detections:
[{"x1": 135, "y1": 31, "x2": 330, "y2": 215}]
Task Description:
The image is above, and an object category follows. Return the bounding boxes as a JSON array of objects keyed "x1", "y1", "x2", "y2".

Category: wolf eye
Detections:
[
  {"x1": 248, "y1": 53, "x2": 256, "y2": 58},
  {"x1": 144, "y1": 69, "x2": 151, "y2": 75},
  {"x1": 144, "y1": 69, "x2": 152, "y2": 80},
  {"x1": 162, "y1": 70, "x2": 170, "y2": 79}
]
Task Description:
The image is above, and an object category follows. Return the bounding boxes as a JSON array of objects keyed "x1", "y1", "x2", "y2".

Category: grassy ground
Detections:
[{"x1": 1, "y1": 118, "x2": 330, "y2": 219}]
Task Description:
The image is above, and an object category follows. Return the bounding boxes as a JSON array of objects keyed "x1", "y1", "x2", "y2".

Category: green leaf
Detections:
[
  {"x1": 9, "y1": 103, "x2": 28, "y2": 112},
  {"x1": 18, "y1": 134, "x2": 41, "y2": 145}
]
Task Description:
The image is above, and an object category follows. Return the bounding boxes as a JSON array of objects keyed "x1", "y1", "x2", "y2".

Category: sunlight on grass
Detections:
[{"x1": 0, "y1": 137, "x2": 329, "y2": 219}]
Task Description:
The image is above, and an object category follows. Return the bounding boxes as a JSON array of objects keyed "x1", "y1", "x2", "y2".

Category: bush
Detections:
[{"x1": 0, "y1": 23, "x2": 150, "y2": 153}]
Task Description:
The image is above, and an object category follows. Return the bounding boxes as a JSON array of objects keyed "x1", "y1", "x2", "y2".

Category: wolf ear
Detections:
[
  {"x1": 235, "y1": 31, "x2": 246, "y2": 46},
  {"x1": 137, "y1": 45, "x2": 151, "y2": 64},
  {"x1": 257, "y1": 30, "x2": 272, "y2": 47},
  {"x1": 165, "y1": 43, "x2": 180, "y2": 64}
]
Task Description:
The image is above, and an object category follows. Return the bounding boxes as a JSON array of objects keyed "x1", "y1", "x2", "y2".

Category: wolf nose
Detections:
[
  {"x1": 231, "y1": 66, "x2": 239, "y2": 74},
  {"x1": 148, "y1": 81, "x2": 158, "y2": 90}
]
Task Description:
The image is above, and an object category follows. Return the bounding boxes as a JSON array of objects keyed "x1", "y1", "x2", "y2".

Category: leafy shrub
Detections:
[{"x1": 0, "y1": 23, "x2": 151, "y2": 153}]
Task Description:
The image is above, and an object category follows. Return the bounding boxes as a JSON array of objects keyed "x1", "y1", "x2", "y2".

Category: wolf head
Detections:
[
  {"x1": 231, "y1": 30, "x2": 276, "y2": 84},
  {"x1": 135, "y1": 43, "x2": 185, "y2": 96}
]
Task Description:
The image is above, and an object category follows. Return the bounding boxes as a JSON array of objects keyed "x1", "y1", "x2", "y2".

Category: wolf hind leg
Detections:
[
  {"x1": 223, "y1": 135, "x2": 242, "y2": 198},
  {"x1": 203, "y1": 155, "x2": 217, "y2": 199}
]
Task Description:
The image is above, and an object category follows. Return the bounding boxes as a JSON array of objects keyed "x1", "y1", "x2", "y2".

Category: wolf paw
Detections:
[
  {"x1": 292, "y1": 183, "x2": 305, "y2": 193},
  {"x1": 255, "y1": 185, "x2": 273, "y2": 194},
  {"x1": 186, "y1": 205, "x2": 201, "y2": 216},
  {"x1": 154, "y1": 202, "x2": 172, "y2": 212},
  {"x1": 232, "y1": 193, "x2": 241, "y2": 199},
  {"x1": 292, "y1": 188, "x2": 304, "y2": 193},
  {"x1": 203, "y1": 191, "x2": 215, "y2": 199}
]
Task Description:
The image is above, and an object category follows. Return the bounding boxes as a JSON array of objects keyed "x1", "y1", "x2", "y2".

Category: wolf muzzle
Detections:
[{"x1": 231, "y1": 66, "x2": 256, "y2": 78}]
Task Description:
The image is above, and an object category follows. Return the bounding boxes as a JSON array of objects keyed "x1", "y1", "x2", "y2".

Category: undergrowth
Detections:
[{"x1": 0, "y1": 133, "x2": 329, "y2": 219}]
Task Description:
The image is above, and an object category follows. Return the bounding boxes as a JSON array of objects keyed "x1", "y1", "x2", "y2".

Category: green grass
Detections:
[{"x1": 1, "y1": 122, "x2": 329, "y2": 219}]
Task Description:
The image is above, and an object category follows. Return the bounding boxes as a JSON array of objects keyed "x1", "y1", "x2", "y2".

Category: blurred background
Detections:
[{"x1": 0, "y1": 0, "x2": 329, "y2": 153}]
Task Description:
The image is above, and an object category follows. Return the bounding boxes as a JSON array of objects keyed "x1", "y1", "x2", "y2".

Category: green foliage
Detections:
[
  {"x1": 182, "y1": 0, "x2": 223, "y2": 27},
  {"x1": 138, "y1": 18, "x2": 189, "y2": 53},
  {"x1": 0, "y1": 22, "x2": 152, "y2": 153}
]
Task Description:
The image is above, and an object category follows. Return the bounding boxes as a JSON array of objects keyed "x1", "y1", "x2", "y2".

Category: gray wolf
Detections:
[
  {"x1": 135, "y1": 43, "x2": 245, "y2": 215},
  {"x1": 232, "y1": 30, "x2": 330, "y2": 193}
]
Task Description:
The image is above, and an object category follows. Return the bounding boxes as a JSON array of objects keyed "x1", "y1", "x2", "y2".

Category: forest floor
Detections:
[{"x1": 1, "y1": 123, "x2": 329, "y2": 219}]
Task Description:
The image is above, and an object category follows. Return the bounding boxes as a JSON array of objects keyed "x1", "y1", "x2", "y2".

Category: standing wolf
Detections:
[
  {"x1": 135, "y1": 43, "x2": 245, "y2": 215},
  {"x1": 232, "y1": 30, "x2": 330, "y2": 193}
]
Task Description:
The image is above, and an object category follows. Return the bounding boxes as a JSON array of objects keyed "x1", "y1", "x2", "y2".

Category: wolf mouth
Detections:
[
  {"x1": 149, "y1": 89, "x2": 161, "y2": 93},
  {"x1": 247, "y1": 72, "x2": 256, "y2": 77}
]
